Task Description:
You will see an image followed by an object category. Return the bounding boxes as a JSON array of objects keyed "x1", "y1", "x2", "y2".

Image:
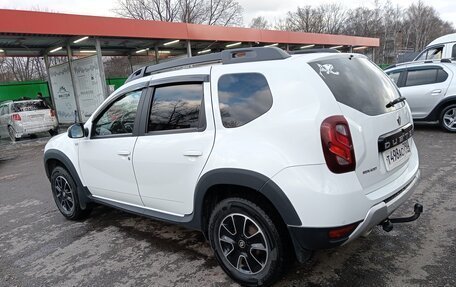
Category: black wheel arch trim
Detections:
[
  {"x1": 44, "y1": 149, "x2": 92, "y2": 209},
  {"x1": 192, "y1": 168, "x2": 302, "y2": 229}
]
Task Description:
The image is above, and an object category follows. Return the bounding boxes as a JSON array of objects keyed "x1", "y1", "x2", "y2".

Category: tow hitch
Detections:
[{"x1": 380, "y1": 203, "x2": 423, "y2": 232}]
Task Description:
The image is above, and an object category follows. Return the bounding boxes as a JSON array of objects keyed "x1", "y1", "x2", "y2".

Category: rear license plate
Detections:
[{"x1": 382, "y1": 141, "x2": 411, "y2": 171}]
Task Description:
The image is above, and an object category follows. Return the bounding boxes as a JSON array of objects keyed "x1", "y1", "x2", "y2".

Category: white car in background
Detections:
[
  {"x1": 413, "y1": 33, "x2": 456, "y2": 62},
  {"x1": 0, "y1": 99, "x2": 58, "y2": 141}
]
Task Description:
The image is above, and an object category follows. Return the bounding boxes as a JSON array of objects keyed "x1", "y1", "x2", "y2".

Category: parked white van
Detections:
[{"x1": 414, "y1": 33, "x2": 456, "y2": 61}]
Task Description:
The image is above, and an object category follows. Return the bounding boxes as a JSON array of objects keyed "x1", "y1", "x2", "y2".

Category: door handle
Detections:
[
  {"x1": 117, "y1": 151, "x2": 131, "y2": 156},
  {"x1": 183, "y1": 150, "x2": 203, "y2": 157},
  {"x1": 431, "y1": 89, "x2": 442, "y2": 95}
]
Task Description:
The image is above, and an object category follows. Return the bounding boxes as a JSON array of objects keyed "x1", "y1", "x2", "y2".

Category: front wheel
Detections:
[
  {"x1": 440, "y1": 104, "x2": 456, "y2": 132},
  {"x1": 49, "y1": 128, "x2": 59, "y2": 137},
  {"x1": 208, "y1": 198, "x2": 288, "y2": 286},
  {"x1": 50, "y1": 166, "x2": 91, "y2": 220}
]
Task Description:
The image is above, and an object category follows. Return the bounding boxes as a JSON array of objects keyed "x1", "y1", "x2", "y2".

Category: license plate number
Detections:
[{"x1": 382, "y1": 141, "x2": 411, "y2": 171}]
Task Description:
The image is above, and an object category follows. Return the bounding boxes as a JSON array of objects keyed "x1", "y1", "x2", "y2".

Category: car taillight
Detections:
[
  {"x1": 50, "y1": 109, "x2": 56, "y2": 117},
  {"x1": 328, "y1": 223, "x2": 359, "y2": 240},
  {"x1": 11, "y1": 114, "x2": 21, "y2": 121},
  {"x1": 321, "y1": 115, "x2": 356, "y2": 173}
]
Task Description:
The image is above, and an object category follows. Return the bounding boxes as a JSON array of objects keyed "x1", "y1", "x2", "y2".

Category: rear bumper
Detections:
[
  {"x1": 287, "y1": 168, "x2": 420, "y2": 262},
  {"x1": 13, "y1": 122, "x2": 58, "y2": 136},
  {"x1": 344, "y1": 169, "x2": 420, "y2": 244}
]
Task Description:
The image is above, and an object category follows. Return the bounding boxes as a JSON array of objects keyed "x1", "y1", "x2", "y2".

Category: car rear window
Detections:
[
  {"x1": 309, "y1": 57, "x2": 401, "y2": 116},
  {"x1": 12, "y1": 101, "x2": 48, "y2": 112}
]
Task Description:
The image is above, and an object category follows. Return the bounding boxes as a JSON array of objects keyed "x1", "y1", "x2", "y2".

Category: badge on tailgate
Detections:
[{"x1": 378, "y1": 123, "x2": 413, "y2": 153}]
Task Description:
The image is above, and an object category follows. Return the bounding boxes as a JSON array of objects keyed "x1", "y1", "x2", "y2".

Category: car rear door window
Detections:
[
  {"x1": 148, "y1": 84, "x2": 204, "y2": 132},
  {"x1": 217, "y1": 73, "x2": 273, "y2": 128},
  {"x1": 405, "y1": 68, "x2": 448, "y2": 87}
]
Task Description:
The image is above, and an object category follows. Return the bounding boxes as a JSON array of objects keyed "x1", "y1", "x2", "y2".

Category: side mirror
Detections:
[{"x1": 68, "y1": 123, "x2": 86, "y2": 138}]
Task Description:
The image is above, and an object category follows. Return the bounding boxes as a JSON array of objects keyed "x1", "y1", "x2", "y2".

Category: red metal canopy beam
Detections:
[{"x1": 0, "y1": 9, "x2": 379, "y2": 47}]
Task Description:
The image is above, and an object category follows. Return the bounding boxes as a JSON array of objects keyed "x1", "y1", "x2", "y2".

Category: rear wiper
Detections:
[{"x1": 386, "y1": 96, "x2": 406, "y2": 108}]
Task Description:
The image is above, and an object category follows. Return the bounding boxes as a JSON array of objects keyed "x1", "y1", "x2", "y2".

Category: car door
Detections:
[
  {"x1": 133, "y1": 78, "x2": 215, "y2": 216},
  {"x1": 78, "y1": 89, "x2": 144, "y2": 206},
  {"x1": 399, "y1": 66, "x2": 452, "y2": 119}
]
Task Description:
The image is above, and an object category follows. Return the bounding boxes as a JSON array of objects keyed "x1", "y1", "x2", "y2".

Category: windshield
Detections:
[
  {"x1": 309, "y1": 57, "x2": 401, "y2": 116},
  {"x1": 12, "y1": 100, "x2": 48, "y2": 112}
]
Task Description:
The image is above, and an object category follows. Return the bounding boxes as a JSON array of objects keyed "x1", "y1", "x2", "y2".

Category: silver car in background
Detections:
[
  {"x1": 385, "y1": 60, "x2": 456, "y2": 132},
  {"x1": 0, "y1": 100, "x2": 58, "y2": 141}
]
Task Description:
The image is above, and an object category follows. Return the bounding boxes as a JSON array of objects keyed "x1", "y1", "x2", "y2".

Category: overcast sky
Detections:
[{"x1": 1, "y1": 0, "x2": 455, "y2": 27}]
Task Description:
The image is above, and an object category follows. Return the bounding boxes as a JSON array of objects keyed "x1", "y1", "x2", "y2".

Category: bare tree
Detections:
[
  {"x1": 285, "y1": 4, "x2": 346, "y2": 34},
  {"x1": 250, "y1": 16, "x2": 269, "y2": 29},
  {"x1": 205, "y1": 0, "x2": 243, "y2": 26},
  {"x1": 114, "y1": 0, "x2": 180, "y2": 21},
  {"x1": 114, "y1": 0, "x2": 243, "y2": 26}
]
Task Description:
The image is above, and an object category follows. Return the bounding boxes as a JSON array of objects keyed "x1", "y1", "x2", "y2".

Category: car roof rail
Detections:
[
  {"x1": 290, "y1": 48, "x2": 341, "y2": 55},
  {"x1": 385, "y1": 58, "x2": 453, "y2": 70},
  {"x1": 125, "y1": 47, "x2": 290, "y2": 83}
]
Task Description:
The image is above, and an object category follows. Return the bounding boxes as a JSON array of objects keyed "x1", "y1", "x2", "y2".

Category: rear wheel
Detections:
[
  {"x1": 440, "y1": 104, "x2": 456, "y2": 132},
  {"x1": 8, "y1": 126, "x2": 19, "y2": 142},
  {"x1": 51, "y1": 166, "x2": 91, "y2": 220},
  {"x1": 208, "y1": 198, "x2": 288, "y2": 286}
]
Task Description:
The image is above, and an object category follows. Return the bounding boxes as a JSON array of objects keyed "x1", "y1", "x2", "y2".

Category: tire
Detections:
[
  {"x1": 50, "y1": 166, "x2": 91, "y2": 220},
  {"x1": 208, "y1": 198, "x2": 288, "y2": 287},
  {"x1": 49, "y1": 128, "x2": 59, "y2": 137},
  {"x1": 440, "y1": 104, "x2": 456, "y2": 132},
  {"x1": 8, "y1": 126, "x2": 20, "y2": 142}
]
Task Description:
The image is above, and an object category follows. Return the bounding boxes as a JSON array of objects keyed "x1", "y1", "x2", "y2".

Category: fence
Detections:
[{"x1": 0, "y1": 78, "x2": 127, "y2": 104}]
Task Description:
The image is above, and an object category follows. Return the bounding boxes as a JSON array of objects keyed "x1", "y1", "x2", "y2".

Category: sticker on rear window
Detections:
[{"x1": 317, "y1": 64, "x2": 339, "y2": 78}]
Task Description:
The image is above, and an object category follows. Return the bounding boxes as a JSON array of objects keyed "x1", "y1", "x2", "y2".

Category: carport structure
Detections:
[{"x1": 0, "y1": 9, "x2": 379, "y2": 121}]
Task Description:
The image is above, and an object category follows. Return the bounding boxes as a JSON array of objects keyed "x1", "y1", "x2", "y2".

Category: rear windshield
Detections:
[
  {"x1": 309, "y1": 57, "x2": 401, "y2": 116},
  {"x1": 12, "y1": 100, "x2": 48, "y2": 112}
]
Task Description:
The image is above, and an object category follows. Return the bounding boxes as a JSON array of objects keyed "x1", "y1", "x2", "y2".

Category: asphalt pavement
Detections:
[{"x1": 0, "y1": 126, "x2": 455, "y2": 287}]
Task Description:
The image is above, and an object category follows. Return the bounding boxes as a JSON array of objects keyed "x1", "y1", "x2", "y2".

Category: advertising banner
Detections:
[
  {"x1": 73, "y1": 55, "x2": 105, "y2": 122},
  {"x1": 49, "y1": 63, "x2": 77, "y2": 124}
]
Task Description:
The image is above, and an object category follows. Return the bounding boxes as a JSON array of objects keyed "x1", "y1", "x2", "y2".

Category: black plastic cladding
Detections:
[{"x1": 125, "y1": 47, "x2": 290, "y2": 83}]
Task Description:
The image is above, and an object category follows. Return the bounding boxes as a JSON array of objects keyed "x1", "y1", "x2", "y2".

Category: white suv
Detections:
[{"x1": 44, "y1": 48, "x2": 421, "y2": 286}]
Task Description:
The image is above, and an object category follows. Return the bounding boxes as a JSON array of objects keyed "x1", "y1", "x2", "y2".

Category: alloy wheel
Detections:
[
  {"x1": 218, "y1": 213, "x2": 269, "y2": 275},
  {"x1": 443, "y1": 107, "x2": 456, "y2": 131},
  {"x1": 54, "y1": 175, "x2": 75, "y2": 214}
]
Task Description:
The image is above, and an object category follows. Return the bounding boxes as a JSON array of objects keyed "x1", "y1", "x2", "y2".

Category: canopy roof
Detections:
[{"x1": 0, "y1": 9, "x2": 379, "y2": 57}]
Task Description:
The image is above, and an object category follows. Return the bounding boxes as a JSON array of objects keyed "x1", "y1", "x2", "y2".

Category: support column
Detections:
[
  {"x1": 186, "y1": 40, "x2": 192, "y2": 57},
  {"x1": 95, "y1": 38, "x2": 109, "y2": 99},
  {"x1": 154, "y1": 45, "x2": 159, "y2": 64},
  {"x1": 43, "y1": 54, "x2": 56, "y2": 109},
  {"x1": 286, "y1": 44, "x2": 290, "y2": 52},
  {"x1": 127, "y1": 55, "x2": 134, "y2": 73},
  {"x1": 67, "y1": 44, "x2": 82, "y2": 123}
]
